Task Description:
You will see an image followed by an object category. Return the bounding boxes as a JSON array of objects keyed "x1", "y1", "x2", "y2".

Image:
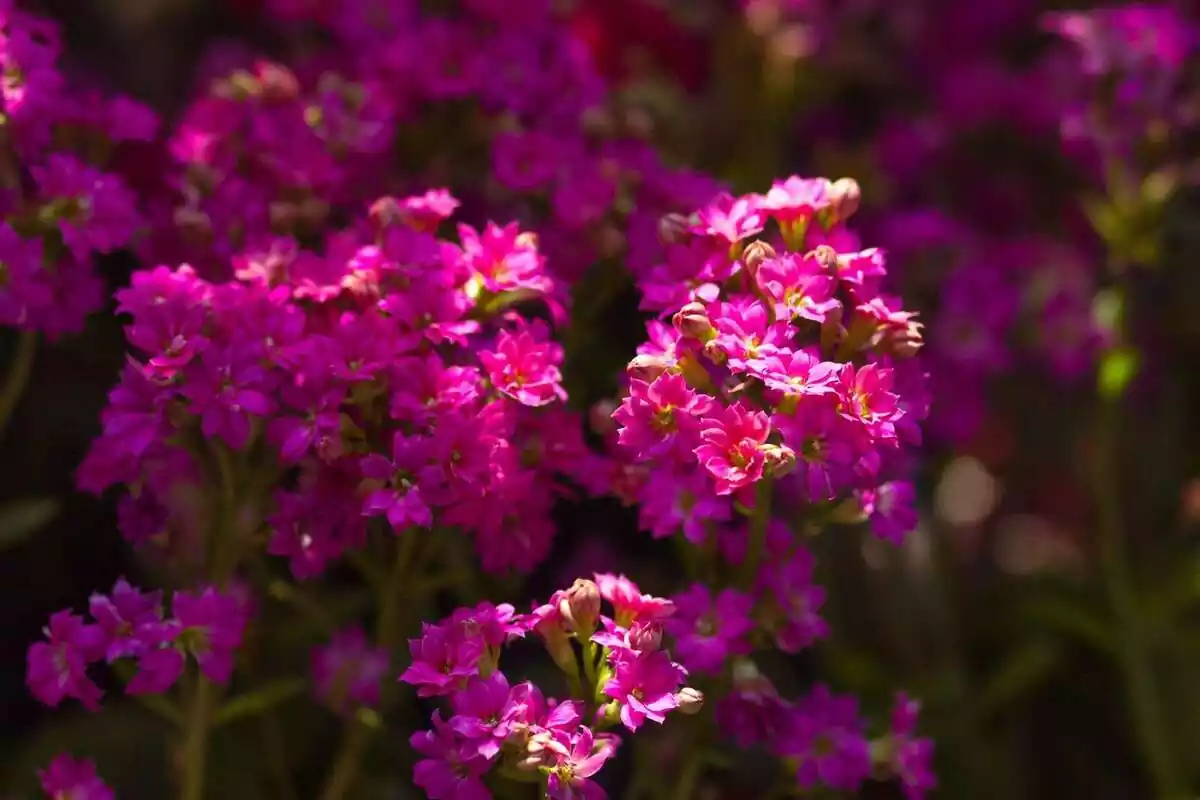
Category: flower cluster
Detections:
[
  {"x1": 0, "y1": 5, "x2": 151, "y2": 333},
  {"x1": 401, "y1": 578, "x2": 698, "y2": 800},
  {"x1": 27, "y1": 578, "x2": 249, "y2": 709},
  {"x1": 37, "y1": 753, "x2": 113, "y2": 800},
  {"x1": 78, "y1": 192, "x2": 603, "y2": 576},
  {"x1": 611, "y1": 175, "x2": 926, "y2": 543}
]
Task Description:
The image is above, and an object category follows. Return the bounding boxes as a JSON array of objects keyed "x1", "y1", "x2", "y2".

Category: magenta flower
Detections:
[
  {"x1": 709, "y1": 298, "x2": 790, "y2": 373},
  {"x1": 479, "y1": 322, "x2": 566, "y2": 407},
  {"x1": 27, "y1": 611, "x2": 106, "y2": 710},
  {"x1": 312, "y1": 627, "x2": 389, "y2": 714},
  {"x1": 760, "y1": 547, "x2": 829, "y2": 653},
  {"x1": 780, "y1": 685, "x2": 872, "y2": 792},
  {"x1": 38, "y1": 753, "x2": 113, "y2": 800},
  {"x1": 32, "y1": 153, "x2": 141, "y2": 261},
  {"x1": 612, "y1": 373, "x2": 713, "y2": 461},
  {"x1": 691, "y1": 192, "x2": 764, "y2": 246},
  {"x1": 88, "y1": 578, "x2": 167, "y2": 662},
  {"x1": 172, "y1": 586, "x2": 249, "y2": 684},
  {"x1": 757, "y1": 175, "x2": 830, "y2": 226},
  {"x1": 593, "y1": 573, "x2": 676, "y2": 628},
  {"x1": 181, "y1": 344, "x2": 275, "y2": 450},
  {"x1": 359, "y1": 432, "x2": 435, "y2": 531},
  {"x1": 449, "y1": 672, "x2": 515, "y2": 760},
  {"x1": 750, "y1": 349, "x2": 839, "y2": 399},
  {"x1": 756, "y1": 252, "x2": 840, "y2": 323},
  {"x1": 400, "y1": 622, "x2": 484, "y2": 698},
  {"x1": 774, "y1": 397, "x2": 862, "y2": 502},
  {"x1": 545, "y1": 726, "x2": 618, "y2": 800},
  {"x1": 861, "y1": 481, "x2": 919, "y2": 545},
  {"x1": 456, "y1": 221, "x2": 553, "y2": 296},
  {"x1": 665, "y1": 585, "x2": 755, "y2": 675},
  {"x1": 716, "y1": 664, "x2": 792, "y2": 748},
  {"x1": 694, "y1": 402, "x2": 771, "y2": 495},
  {"x1": 635, "y1": 466, "x2": 731, "y2": 543},
  {"x1": 126, "y1": 645, "x2": 186, "y2": 696},
  {"x1": 602, "y1": 649, "x2": 687, "y2": 731},
  {"x1": 889, "y1": 693, "x2": 938, "y2": 799},
  {"x1": 834, "y1": 363, "x2": 903, "y2": 436},
  {"x1": 411, "y1": 711, "x2": 494, "y2": 800}
]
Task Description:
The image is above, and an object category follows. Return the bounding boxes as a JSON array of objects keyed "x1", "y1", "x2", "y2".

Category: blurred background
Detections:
[{"x1": 1, "y1": 0, "x2": 1199, "y2": 798}]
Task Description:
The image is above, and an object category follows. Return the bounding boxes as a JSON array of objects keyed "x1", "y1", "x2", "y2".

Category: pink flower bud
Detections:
[
  {"x1": 672, "y1": 301, "x2": 714, "y2": 341},
  {"x1": 628, "y1": 621, "x2": 664, "y2": 652},
  {"x1": 676, "y1": 687, "x2": 705, "y2": 715},
  {"x1": 558, "y1": 579, "x2": 601, "y2": 635},
  {"x1": 657, "y1": 213, "x2": 691, "y2": 246},
  {"x1": 627, "y1": 354, "x2": 672, "y2": 382},
  {"x1": 828, "y1": 177, "x2": 861, "y2": 223},
  {"x1": 741, "y1": 239, "x2": 777, "y2": 280}
]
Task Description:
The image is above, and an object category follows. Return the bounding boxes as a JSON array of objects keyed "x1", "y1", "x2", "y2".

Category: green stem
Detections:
[
  {"x1": 737, "y1": 480, "x2": 773, "y2": 588},
  {"x1": 0, "y1": 330, "x2": 36, "y2": 438},
  {"x1": 179, "y1": 673, "x2": 214, "y2": 800},
  {"x1": 1095, "y1": 396, "x2": 1187, "y2": 799},
  {"x1": 320, "y1": 532, "x2": 421, "y2": 800}
]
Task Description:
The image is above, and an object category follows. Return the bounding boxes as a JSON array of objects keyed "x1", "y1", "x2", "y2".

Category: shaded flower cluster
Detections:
[{"x1": 0, "y1": 4, "x2": 152, "y2": 333}]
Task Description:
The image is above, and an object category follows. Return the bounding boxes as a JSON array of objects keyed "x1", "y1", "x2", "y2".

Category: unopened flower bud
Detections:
[
  {"x1": 673, "y1": 301, "x2": 714, "y2": 341},
  {"x1": 676, "y1": 687, "x2": 705, "y2": 715},
  {"x1": 258, "y1": 64, "x2": 301, "y2": 102},
  {"x1": 763, "y1": 444, "x2": 796, "y2": 479},
  {"x1": 742, "y1": 240, "x2": 777, "y2": 280},
  {"x1": 368, "y1": 195, "x2": 402, "y2": 232},
  {"x1": 559, "y1": 579, "x2": 601, "y2": 635},
  {"x1": 810, "y1": 245, "x2": 839, "y2": 273},
  {"x1": 886, "y1": 319, "x2": 925, "y2": 359},
  {"x1": 658, "y1": 213, "x2": 691, "y2": 246},
  {"x1": 628, "y1": 621, "x2": 663, "y2": 652},
  {"x1": 827, "y1": 177, "x2": 861, "y2": 223},
  {"x1": 627, "y1": 354, "x2": 672, "y2": 382}
]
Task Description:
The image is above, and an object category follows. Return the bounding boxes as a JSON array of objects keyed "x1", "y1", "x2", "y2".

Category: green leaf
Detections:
[
  {"x1": 0, "y1": 496, "x2": 60, "y2": 551},
  {"x1": 212, "y1": 678, "x2": 307, "y2": 727},
  {"x1": 975, "y1": 640, "x2": 1063, "y2": 719},
  {"x1": 1024, "y1": 597, "x2": 1116, "y2": 655},
  {"x1": 1099, "y1": 347, "x2": 1140, "y2": 400}
]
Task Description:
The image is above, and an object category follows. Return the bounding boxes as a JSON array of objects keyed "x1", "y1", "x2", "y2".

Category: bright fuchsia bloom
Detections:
[
  {"x1": 88, "y1": 578, "x2": 167, "y2": 662},
  {"x1": 545, "y1": 726, "x2": 619, "y2": 800},
  {"x1": 38, "y1": 753, "x2": 113, "y2": 800},
  {"x1": 359, "y1": 432, "x2": 435, "y2": 531},
  {"x1": 691, "y1": 191, "x2": 764, "y2": 247},
  {"x1": 709, "y1": 298, "x2": 791, "y2": 373},
  {"x1": 613, "y1": 373, "x2": 713, "y2": 461},
  {"x1": 637, "y1": 239, "x2": 726, "y2": 314},
  {"x1": 833, "y1": 362, "x2": 903, "y2": 438},
  {"x1": 501, "y1": 681, "x2": 583, "y2": 742},
  {"x1": 449, "y1": 672, "x2": 515, "y2": 760},
  {"x1": 173, "y1": 586, "x2": 250, "y2": 684},
  {"x1": 635, "y1": 465, "x2": 731, "y2": 543},
  {"x1": 602, "y1": 648, "x2": 687, "y2": 731},
  {"x1": 27, "y1": 611, "x2": 106, "y2": 709},
  {"x1": 311, "y1": 627, "x2": 389, "y2": 714},
  {"x1": 398, "y1": 189, "x2": 460, "y2": 232},
  {"x1": 757, "y1": 175, "x2": 830, "y2": 227},
  {"x1": 716, "y1": 662, "x2": 792, "y2": 748},
  {"x1": 113, "y1": 265, "x2": 212, "y2": 380},
  {"x1": 749, "y1": 348, "x2": 839, "y2": 399},
  {"x1": 449, "y1": 602, "x2": 529, "y2": 651},
  {"x1": 455, "y1": 221, "x2": 553, "y2": 297},
  {"x1": 759, "y1": 546, "x2": 829, "y2": 654},
  {"x1": 890, "y1": 693, "x2": 937, "y2": 800},
  {"x1": 861, "y1": 481, "x2": 919, "y2": 545},
  {"x1": 756, "y1": 252, "x2": 840, "y2": 323},
  {"x1": 780, "y1": 685, "x2": 872, "y2": 792},
  {"x1": 491, "y1": 129, "x2": 564, "y2": 191},
  {"x1": 479, "y1": 321, "x2": 567, "y2": 407},
  {"x1": 774, "y1": 397, "x2": 864, "y2": 502},
  {"x1": 665, "y1": 584, "x2": 755, "y2": 675},
  {"x1": 400, "y1": 622, "x2": 485, "y2": 698},
  {"x1": 593, "y1": 573, "x2": 676, "y2": 628},
  {"x1": 694, "y1": 402, "x2": 772, "y2": 495},
  {"x1": 411, "y1": 711, "x2": 493, "y2": 800}
]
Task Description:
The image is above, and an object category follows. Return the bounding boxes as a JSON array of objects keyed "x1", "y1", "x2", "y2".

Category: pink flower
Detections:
[
  {"x1": 38, "y1": 753, "x2": 113, "y2": 800},
  {"x1": 400, "y1": 622, "x2": 484, "y2": 698},
  {"x1": 756, "y1": 252, "x2": 840, "y2": 323},
  {"x1": 780, "y1": 685, "x2": 871, "y2": 792},
  {"x1": 88, "y1": 578, "x2": 168, "y2": 662},
  {"x1": 665, "y1": 585, "x2": 755, "y2": 675},
  {"x1": 691, "y1": 192, "x2": 764, "y2": 246},
  {"x1": 694, "y1": 402, "x2": 771, "y2": 495},
  {"x1": 834, "y1": 362, "x2": 903, "y2": 437},
  {"x1": 759, "y1": 546, "x2": 829, "y2": 653},
  {"x1": 861, "y1": 481, "x2": 919, "y2": 545},
  {"x1": 602, "y1": 649, "x2": 687, "y2": 731},
  {"x1": 359, "y1": 433, "x2": 435, "y2": 531},
  {"x1": 456, "y1": 221, "x2": 553, "y2": 296},
  {"x1": 757, "y1": 175, "x2": 830, "y2": 226},
  {"x1": 411, "y1": 711, "x2": 494, "y2": 800},
  {"x1": 612, "y1": 373, "x2": 713, "y2": 461},
  {"x1": 710, "y1": 298, "x2": 790, "y2": 373},
  {"x1": 449, "y1": 673, "x2": 515, "y2": 760},
  {"x1": 593, "y1": 573, "x2": 676, "y2": 628},
  {"x1": 311, "y1": 627, "x2": 389, "y2": 714},
  {"x1": 545, "y1": 726, "x2": 619, "y2": 800},
  {"x1": 889, "y1": 693, "x2": 937, "y2": 799},
  {"x1": 479, "y1": 322, "x2": 567, "y2": 407},
  {"x1": 172, "y1": 586, "x2": 250, "y2": 684},
  {"x1": 27, "y1": 611, "x2": 106, "y2": 709}
]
